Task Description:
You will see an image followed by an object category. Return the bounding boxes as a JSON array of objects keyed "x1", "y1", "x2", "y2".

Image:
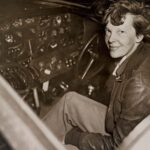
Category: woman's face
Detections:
[{"x1": 105, "y1": 14, "x2": 143, "y2": 58}]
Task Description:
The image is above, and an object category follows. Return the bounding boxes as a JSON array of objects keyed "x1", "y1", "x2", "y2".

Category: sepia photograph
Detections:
[{"x1": 0, "y1": 0, "x2": 150, "y2": 149}]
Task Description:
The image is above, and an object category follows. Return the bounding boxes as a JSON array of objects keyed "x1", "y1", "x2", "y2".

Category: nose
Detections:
[{"x1": 108, "y1": 32, "x2": 116, "y2": 43}]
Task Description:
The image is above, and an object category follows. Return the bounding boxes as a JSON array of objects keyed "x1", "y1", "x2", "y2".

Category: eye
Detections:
[
  {"x1": 119, "y1": 30, "x2": 125, "y2": 34},
  {"x1": 105, "y1": 28, "x2": 111, "y2": 34}
]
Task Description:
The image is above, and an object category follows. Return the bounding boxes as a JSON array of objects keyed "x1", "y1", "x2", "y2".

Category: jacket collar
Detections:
[{"x1": 115, "y1": 42, "x2": 145, "y2": 79}]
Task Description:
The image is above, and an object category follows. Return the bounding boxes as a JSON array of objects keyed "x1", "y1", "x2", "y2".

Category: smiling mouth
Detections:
[{"x1": 110, "y1": 46, "x2": 119, "y2": 50}]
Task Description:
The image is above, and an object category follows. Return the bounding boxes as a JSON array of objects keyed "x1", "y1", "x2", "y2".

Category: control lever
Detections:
[
  {"x1": 33, "y1": 88, "x2": 40, "y2": 115},
  {"x1": 81, "y1": 49, "x2": 98, "y2": 80}
]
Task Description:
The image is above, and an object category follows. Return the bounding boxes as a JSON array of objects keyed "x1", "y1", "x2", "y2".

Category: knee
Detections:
[
  {"x1": 61, "y1": 91, "x2": 80, "y2": 106},
  {"x1": 63, "y1": 91, "x2": 78, "y2": 101}
]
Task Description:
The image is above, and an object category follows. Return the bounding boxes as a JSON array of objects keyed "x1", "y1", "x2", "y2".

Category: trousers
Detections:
[{"x1": 43, "y1": 92, "x2": 107, "y2": 149}]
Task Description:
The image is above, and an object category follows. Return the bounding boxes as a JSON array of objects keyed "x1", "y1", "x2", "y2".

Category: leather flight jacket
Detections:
[{"x1": 104, "y1": 42, "x2": 150, "y2": 149}]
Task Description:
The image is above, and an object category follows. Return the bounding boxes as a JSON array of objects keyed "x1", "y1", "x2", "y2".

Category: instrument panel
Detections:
[
  {"x1": 0, "y1": 12, "x2": 83, "y2": 60},
  {"x1": 0, "y1": 2, "x2": 102, "y2": 114},
  {"x1": 0, "y1": 10, "x2": 84, "y2": 88}
]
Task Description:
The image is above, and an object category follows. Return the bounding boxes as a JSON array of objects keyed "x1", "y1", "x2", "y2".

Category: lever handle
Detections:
[{"x1": 81, "y1": 58, "x2": 95, "y2": 79}]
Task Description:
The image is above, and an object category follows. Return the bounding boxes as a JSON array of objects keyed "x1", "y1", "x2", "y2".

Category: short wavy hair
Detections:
[{"x1": 103, "y1": 0, "x2": 150, "y2": 41}]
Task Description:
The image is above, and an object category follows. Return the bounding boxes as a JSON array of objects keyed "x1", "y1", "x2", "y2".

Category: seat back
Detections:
[{"x1": 118, "y1": 115, "x2": 150, "y2": 150}]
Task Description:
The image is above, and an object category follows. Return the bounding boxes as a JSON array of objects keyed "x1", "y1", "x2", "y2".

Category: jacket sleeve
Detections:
[{"x1": 65, "y1": 72, "x2": 150, "y2": 150}]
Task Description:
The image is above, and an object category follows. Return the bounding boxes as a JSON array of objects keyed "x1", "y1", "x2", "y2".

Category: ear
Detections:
[{"x1": 136, "y1": 34, "x2": 144, "y2": 43}]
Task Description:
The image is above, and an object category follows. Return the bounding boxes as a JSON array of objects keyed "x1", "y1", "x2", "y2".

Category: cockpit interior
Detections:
[
  {"x1": 0, "y1": 0, "x2": 114, "y2": 115},
  {"x1": 0, "y1": 0, "x2": 149, "y2": 149}
]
